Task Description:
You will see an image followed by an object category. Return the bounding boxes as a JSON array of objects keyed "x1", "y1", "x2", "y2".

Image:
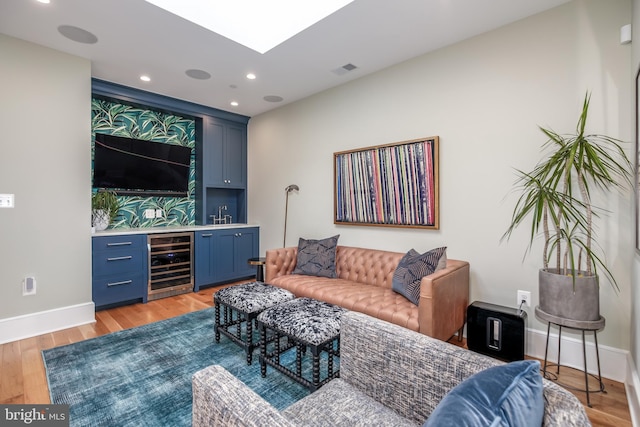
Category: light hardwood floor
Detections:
[{"x1": 0, "y1": 283, "x2": 632, "y2": 426}]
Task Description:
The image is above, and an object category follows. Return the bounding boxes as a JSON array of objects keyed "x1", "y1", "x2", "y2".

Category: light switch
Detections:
[{"x1": 0, "y1": 194, "x2": 15, "y2": 208}]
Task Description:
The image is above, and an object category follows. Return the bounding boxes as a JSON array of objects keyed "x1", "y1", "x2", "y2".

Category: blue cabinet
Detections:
[
  {"x1": 91, "y1": 234, "x2": 148, "y2": 309},
  {"x1": 202, "y1": 118, "x2": 246, "y2": 188},
  {"x1": 194, "y1": 227, "x2": 259, "y2": 290},
  {"x1": 194, "y1": 230, "x2": 215, "y2": 290},
  {"x1": 196, "y1": 116, "x2": 248, "y2": 225}
]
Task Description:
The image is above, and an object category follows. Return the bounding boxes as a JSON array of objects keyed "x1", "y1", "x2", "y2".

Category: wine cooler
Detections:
[{"x1": 147, "y1": 232, "x2": 193, "y2": 300}]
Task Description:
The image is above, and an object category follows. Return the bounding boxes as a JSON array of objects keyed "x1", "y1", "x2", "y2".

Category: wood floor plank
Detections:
[
  {"x1": 95, "y1": 310, "x2": 124, "y2": 334},
  {"x1": 0, "y1": 283, "x2": 631, "y2": 427},
  {"x1": 0, "y1": 341, "x2": 23, "y2": 404},
  {"x1": 21, "y1": 338, "x2": 49, "y2": 404}
]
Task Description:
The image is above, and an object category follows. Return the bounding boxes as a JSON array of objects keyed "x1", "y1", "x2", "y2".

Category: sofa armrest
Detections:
[
  {"x1": 265, "y1": 247, "x2": 298, "y2": 282},
  {"x1": 418, "y1": 259, "x2": 469, "y2": 341},
  {"x1": 192, "y1": 365, "x2": 295, "y2": 427},
  {"x1": 541, "y1": 381, "x2": 592, "y2": 426},
  {"x1": 340, "y1": 311, "x2": 589, "y2": 426}
]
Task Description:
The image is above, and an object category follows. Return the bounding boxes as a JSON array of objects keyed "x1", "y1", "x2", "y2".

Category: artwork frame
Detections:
[
  {"x1": 334, "y1": 136, "x2": 439, "y2": 229},
  {"x1": 636, "y1": 66, "x2": 640, "y2": 253}
]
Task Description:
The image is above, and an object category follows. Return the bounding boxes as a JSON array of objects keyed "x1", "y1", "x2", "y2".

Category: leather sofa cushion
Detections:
[{"x1": 270, "y1": 274, "x2": 420, "y2": 331}]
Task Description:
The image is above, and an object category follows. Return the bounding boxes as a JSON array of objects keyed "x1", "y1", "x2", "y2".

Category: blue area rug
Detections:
[{"x1": 42, "y1": 308, "x2": 318, "y2": 426}]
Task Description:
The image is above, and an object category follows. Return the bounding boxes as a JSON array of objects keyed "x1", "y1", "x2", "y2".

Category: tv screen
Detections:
[{"x1": 93, "y1": 133, "x2": 191, "y2": 195}]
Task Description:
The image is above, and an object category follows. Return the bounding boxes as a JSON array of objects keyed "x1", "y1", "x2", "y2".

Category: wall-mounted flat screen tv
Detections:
[{"x1": 93, "y1": 133, "x2": 192, "y2": 196}]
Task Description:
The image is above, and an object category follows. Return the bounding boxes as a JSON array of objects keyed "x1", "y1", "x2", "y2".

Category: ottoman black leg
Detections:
[
  {"x1": 311, "y1": 346, "x2": 321, "y2": 392},
  {"x1": 327, "y1": 342, "x2": 334, "y2": 378},
  {"x1": 296, "y1": 343, "x2": 303, "y2": 377},
  {"x1": 260, "y1": 323, "x2": 267, "y2": 378},
  {"x1": 214, "y1": 302, "x2": 221, "y2": 343},
  {"x1": 246, "y1": 314, "x2": 253, "y2": 365}
]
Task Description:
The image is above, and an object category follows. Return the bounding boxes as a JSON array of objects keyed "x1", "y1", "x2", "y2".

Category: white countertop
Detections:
[{"x1": 92, "y1": 223, "x2": 259, "y2": 237}]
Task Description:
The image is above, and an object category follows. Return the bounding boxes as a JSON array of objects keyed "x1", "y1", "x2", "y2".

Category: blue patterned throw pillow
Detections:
[
  {"x1": 423, "y1": 360, "x2": 544, "y2": 427},
  {"x1": 292, "y1": 235, "x2": 340, "y2": 278},
  {"x1": 392, "y1": 247, "x2": 447, "y2": 305}
]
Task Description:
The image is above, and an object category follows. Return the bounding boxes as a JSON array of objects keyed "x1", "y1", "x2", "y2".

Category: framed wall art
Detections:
[
  {"x1": 334, "y1": 136, "x2": 439, "y2": 229},
  {"x1": 636, "y1": 66, "x2": 640, "y2": 252}
]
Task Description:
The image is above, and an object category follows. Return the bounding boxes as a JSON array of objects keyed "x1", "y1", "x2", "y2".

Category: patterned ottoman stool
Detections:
[
  {"x1": 257, "y1": 297, "x2": 346, "y2": 391},
  {"x1": 214, "y1": 281, "x2": 295, "y2": 364}
]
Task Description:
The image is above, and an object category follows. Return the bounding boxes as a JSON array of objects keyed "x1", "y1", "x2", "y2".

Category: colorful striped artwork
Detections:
[{"x1": 334, "y1": 137, "x2": 439, "y2": 229}]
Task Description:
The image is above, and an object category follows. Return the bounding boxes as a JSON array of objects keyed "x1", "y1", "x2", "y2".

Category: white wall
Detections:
[
  {"x1": 630, "y1": 0, "x2": 640, "y2": 422},
  {"x1": 248, "y1": 0, "x2": 632, "y2": 350},
  {"x1": 0, "y1": 34, "x2": 94, "y2": 340}
]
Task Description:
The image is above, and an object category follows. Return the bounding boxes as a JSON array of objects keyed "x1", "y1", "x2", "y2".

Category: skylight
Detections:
[{"x1": 145, "y1": 0, "x2": 354, "y2": 54}]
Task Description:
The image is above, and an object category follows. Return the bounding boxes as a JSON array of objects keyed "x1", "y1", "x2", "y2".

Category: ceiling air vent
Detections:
[{"x1": 332, "y1": 63, "x2": 358, "y2": 76}]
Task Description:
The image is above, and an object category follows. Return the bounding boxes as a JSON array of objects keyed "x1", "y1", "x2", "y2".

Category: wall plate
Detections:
[{"x1": 0, "y1": 194, "x2": 15, "y2": 208}]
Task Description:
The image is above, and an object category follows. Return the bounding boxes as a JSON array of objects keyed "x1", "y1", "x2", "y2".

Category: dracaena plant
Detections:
[{"x1": 502, "y1": 92, "x2": 632, "y2": 290}]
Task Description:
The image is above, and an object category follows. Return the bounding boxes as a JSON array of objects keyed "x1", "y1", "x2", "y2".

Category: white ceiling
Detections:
[{"x1": 1, "y1": 0, "x2": 570, "y2": 117}]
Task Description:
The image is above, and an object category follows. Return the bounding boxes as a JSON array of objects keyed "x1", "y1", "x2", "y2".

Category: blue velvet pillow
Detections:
[
  {"x1": 392, "y1": 247, "x2": 446, "y2": 305},
  {"x1": 423, "y1": 360, "x2": 544, "y2": 427},
  {"x1": 292, "y1": 235, "x2": 340, "y2": 278}
]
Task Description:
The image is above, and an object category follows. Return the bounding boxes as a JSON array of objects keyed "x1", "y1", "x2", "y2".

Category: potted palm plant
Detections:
[
  {"x1": 502, "y1": 93, "x2": 632, "y2": 321},
  {"x1": 91, "y1": 190, "x2": 120, "y2": 230}
]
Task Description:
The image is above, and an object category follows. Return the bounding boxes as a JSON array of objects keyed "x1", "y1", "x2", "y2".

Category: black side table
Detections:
[
  {"x1": 247, "y1": 257, "x2": 266, "y2": 282},
  {"x1": 535, "y1": 306, "x2": 606, "y2": 407}
]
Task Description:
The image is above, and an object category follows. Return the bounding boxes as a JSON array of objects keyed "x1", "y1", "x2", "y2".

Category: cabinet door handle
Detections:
[
  {"x1": 107, "y1": 241, "x2": 133, "y2": 246},
  {"x1": 201, "y1": 233, "x2": 213, "y2": 237},
  {"x1": 107, "y1": 256, "x2": 133, "y2": 261},
  {"x1": 107, "y1": 280, "x2": 133, "y2": 287}
]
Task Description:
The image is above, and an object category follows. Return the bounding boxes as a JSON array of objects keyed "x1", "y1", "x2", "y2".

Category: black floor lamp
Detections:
[{"x1": 283, "y1": 184, "x2": 299, "y2": 247}]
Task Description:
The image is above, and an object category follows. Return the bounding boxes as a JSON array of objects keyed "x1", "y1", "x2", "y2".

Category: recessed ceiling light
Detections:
[
  {"x1": 246, "y1": 73, "x2": 256, "y2": 80},
  {"x1": 145, "y1": 0, "x2": 354, "y2": 54},
  {"x1": 185, "y1": 69, "x2": 211, "y2": 80},
  {"x1": 57, "y1": 25, "x2": 98, "y2": 44},
  {"x1": 230, "y1": 101, "x2": 239, "y2": 107},
  {"x1": 37, "y1": 0, "x2": 51, "y2": 4},
  {"x1": 140, "y1": 75, "x2": 151, "y2": 82}
]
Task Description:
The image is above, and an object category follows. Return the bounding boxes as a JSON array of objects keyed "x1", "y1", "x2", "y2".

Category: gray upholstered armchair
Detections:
[{"x1": 192, "y1": 311, "x2": 590, "y2": 426}]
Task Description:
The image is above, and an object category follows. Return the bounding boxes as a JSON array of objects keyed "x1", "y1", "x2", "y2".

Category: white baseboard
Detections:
[
  {"x1": 626, "y1": 354, "x2": 640, "y2": 427},
  {"x1": 0, "y1": 303, "x2": 95, "y2": 345},
  {"x1": 525, "y1": 326, "x2": 628, "y2": 383}
]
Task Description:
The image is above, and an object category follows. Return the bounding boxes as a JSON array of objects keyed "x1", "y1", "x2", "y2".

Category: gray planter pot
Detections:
[{"x1": 538, "y1": 268, "x2": 600, "y2": 321}]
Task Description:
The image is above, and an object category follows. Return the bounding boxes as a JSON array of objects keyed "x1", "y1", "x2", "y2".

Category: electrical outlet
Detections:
[
  {"x1": 23, "y1": 276, "x2": 36, "y2": 296},
  {"x1": 144, "y1": 209, "x2": 155, "y2": 219},
  {"x1": 517, "y1": 290, "x2": 531, "y2": 307},
  {"x1": 155, "y1": 209, "x2": 164, "y2": 218}
]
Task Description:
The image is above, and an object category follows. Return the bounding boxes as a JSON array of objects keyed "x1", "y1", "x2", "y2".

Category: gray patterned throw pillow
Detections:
[
  {"x1": 392, "y1": 247, "x2": 447, "y2": 305},
  {"x1": 292, "y1": 235, "x2": 340, "y2": 278}
]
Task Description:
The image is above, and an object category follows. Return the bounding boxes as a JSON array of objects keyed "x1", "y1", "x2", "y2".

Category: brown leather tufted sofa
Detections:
[{"x1": 265, "y1": 245, "x2": 470, "y2": 341}]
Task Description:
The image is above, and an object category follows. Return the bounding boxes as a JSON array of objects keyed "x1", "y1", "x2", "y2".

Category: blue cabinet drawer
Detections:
[
  {"x1": 92, "y1": 247, "x2": 146, "y2": 276},
  {"x1": 92, "y1": 234, "x2": 148, "y2": 309},
  {"x1": 92, "y1": 234, "x2": 146, "y2": 253},
  {"x1": 93, "y1": 273, "x2": 146, "y2": 308}
]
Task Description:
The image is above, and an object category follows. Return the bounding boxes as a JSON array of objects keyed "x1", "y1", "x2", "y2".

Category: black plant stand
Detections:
[{"x1": 535, "y1": 306, "x2": 606, "y2": 407}]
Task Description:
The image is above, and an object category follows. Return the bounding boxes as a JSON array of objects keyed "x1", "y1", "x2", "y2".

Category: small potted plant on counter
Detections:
[{"x1": 91, "y1": 190, "x2": 120, "y2": 231}]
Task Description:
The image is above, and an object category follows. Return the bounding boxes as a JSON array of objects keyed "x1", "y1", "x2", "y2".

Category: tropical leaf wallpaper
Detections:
[{"x1": 91, "y1": 98, "x2": 196, "y2": 228}]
